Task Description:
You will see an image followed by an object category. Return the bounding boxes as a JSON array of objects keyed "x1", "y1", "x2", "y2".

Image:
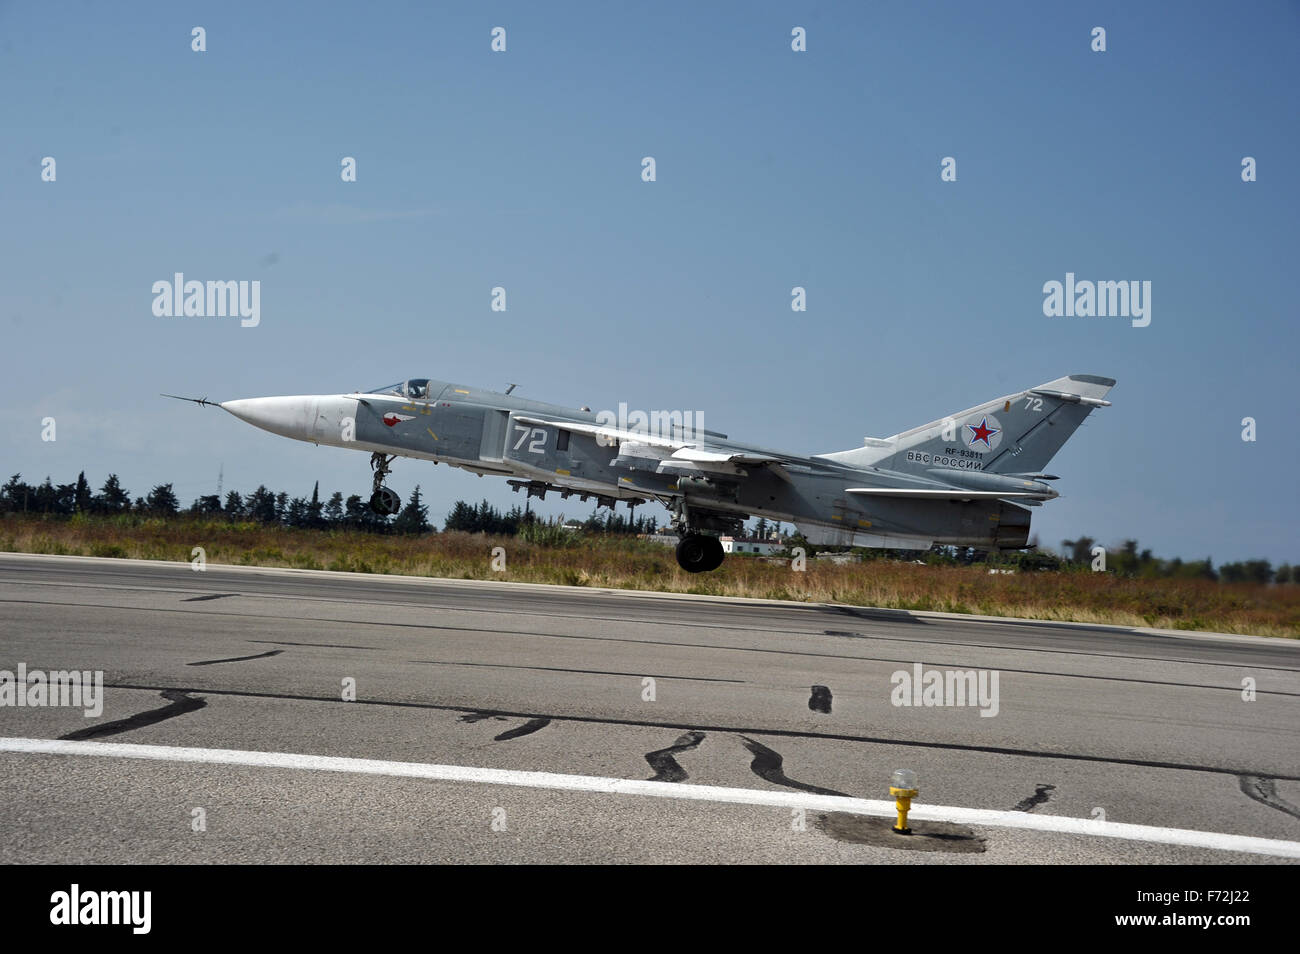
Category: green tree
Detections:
[
  {"x1": 345, "y1": 494, "x2": 368, "y2": 526},
  {"x1": 95, "y1": 474, "x2": 131, "y2": 513},
  {"x1": 34, "y1": 477, "x2": 58, "y2": 513},
  {"x1": 323, "y1": 491, "x2": 344, "y2": 525},
  {"x1": 1222, "y1": 560, "x2": 1273, "y2": 584},
  {"x1": 145, "y1": 483, "x2": 180, "y2": 516},
  {"x1": 54, "y1": 481, "x2": 78, "y2": 514},
  {"x1": 286, "y1": 496, "x2": 308, "y2": 527},
  {"x1": 73, "y1": 472, "x2": 93, "y2": 513},
  {"x1": 246, "y1": 486, "x2": 278, "y2": 523},
  {"x1": 1, "y1": 474, "x2": 32, "y2": 513},
  {"x1": 444, "y1": 500, "x2": 475, "y2": 532},
  {"x1": 394, "y1": 484, "x2": 431, "y2": 534},
  {"x1": 306, "y1": 482, "x2": 325, "y2": 528}
]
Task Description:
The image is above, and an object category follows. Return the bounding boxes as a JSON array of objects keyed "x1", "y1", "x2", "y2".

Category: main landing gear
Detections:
[
  {"x1": 668, "y1": 498, "x2": 739, "y2": 573},
  {"x1": 369, "y1": 453, "x2": 401, "y2": 515},
  {"x1": 675, "y1": 533, "x2": 724, "y2": 573}
]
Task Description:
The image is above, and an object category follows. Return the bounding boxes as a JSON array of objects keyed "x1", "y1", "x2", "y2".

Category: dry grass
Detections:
[{"x1": 3, "y1": 513, "x2": 1297, "y2": 638}]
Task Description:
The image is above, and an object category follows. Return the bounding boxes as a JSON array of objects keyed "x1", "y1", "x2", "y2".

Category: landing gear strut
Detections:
[
  {"x1": 369, "y1": 453, "x2": 401, "y2": 515},
  {"x1": 675, "y1": 533, "x2": 724, "y2": 573}
]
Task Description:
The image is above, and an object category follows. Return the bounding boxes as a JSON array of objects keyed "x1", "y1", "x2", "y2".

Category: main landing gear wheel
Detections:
[
  {"x1": 370, "y1": 487, "x2": 401, "y2": 515},
  {"x1": 676, "y1": 533, "x2": 725, "y2": 573}
]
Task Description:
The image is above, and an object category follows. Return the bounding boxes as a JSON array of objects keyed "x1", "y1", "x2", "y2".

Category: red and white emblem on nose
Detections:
[{"x1": 383, "y1": 412, "x2": 415, "y2": 427}]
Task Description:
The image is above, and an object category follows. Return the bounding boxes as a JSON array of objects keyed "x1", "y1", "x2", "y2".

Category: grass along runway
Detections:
[{"x1": 3, "y1": 513, "x2": 1296, "y2": 638}]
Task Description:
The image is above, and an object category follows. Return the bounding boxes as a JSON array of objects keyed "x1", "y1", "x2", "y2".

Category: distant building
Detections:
[{"x1": 719, "y1": 536, "x2": 785, "y2": 556}]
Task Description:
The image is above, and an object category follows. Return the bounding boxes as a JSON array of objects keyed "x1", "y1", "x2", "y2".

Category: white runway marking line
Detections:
[{"x1": 4, "y1": 737, "x2": 1298, "y2": 859}]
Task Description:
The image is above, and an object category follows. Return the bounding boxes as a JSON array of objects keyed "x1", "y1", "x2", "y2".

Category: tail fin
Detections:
[{"x1": 820, "y1": 374, "x2": 1115, "y2": 475}]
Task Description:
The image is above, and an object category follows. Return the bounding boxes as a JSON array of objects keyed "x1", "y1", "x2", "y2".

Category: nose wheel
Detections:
[
  {"x1": 370, "y1": 487, "x2": 402, "y2": 515},
  {"x1": 676, "y1": 533, "x2": 724, "y2": 573},
  {"x1": 369, "y1": 453, "x2": 402, "y2": 515}
]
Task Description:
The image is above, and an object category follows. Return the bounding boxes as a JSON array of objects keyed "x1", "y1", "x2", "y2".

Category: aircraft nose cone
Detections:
[{"x1": 221, "y1": 396, "x2": 317, "y2": 441}]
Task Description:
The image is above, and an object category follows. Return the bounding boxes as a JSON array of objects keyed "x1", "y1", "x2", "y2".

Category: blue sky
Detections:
[{"x1": 3, "y1": 1, "x2": 1297, "y2": 563}]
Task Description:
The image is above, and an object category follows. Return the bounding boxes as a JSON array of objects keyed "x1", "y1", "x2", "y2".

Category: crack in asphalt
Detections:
[
  {"x1": 1239, "y1": 775, "x2": 1300, "y2": 821},
  {"x1": 187, "y1": 650, "x2": 284, "y2": 667},
  {"x1": 410, "y1": 659, "x2": 744, "y2": 683},
  {"x1": 249, "y1": 640, "x2": 378, "y2": 650},
  {"x1": 644, "y1": 731, "x2": 706, "y2": 782},
  {"x1": 458, "y1": 712, "x2": 506, "y2": 724},
  {"x1": 84, "y1": 682, "x2": 1300, "y2": 782},
  {"x1": 59, "y1": 689, "x2": 207, "y2": 741},
  {"x1": 741, "y1": 736, "x2": 848, "y2": 797},
  {"x1": 493, "y1": 717, "x2": 551, "y2": 742},
  {"x1": 1012, "y1": 783, "x2": 1057, "y2": 813}
]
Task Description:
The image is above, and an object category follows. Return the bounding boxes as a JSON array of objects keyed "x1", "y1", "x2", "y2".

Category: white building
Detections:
[{"x1": 719, "y1": 536, "x2": 785, "y2": 556}]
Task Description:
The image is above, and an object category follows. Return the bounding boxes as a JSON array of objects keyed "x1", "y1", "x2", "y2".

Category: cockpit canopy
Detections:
[{"x1": 367, "y1": 379, "x2": 432, "y2": 400}]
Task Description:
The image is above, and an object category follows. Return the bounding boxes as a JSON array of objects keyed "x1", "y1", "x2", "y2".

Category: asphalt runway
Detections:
[{"x1": 2, "y1": 553, "x2": 1298, "y2": 864}]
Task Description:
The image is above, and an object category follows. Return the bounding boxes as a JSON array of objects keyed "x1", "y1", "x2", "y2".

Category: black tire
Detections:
[
  {"x1": 675, "y1": 534, "x2": 711, "y2": 573},
  {"x1": 701, "y1": 534, "x2": 725, "y2": 571},
  {"x1": 370, "y1": 487, "x2": 401, "y2": 515}
]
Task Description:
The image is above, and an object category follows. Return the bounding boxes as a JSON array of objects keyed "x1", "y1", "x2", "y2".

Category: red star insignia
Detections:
[{"x1": 967, "y1": 417, "x2": 999, "y2": 448}]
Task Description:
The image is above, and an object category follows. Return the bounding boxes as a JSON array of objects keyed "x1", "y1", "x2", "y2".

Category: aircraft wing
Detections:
[
  {"x1": 670, "y1": 447, "x2": 794, "y2": 481},
  {"x1": 516, "y1": 416, "x2": 795, "y2": 481},
  {"x1": 846, "y1": 488, "x2": 1045, "y2": 499},
  {"x1": 670, "y1": 448, "x2": 782, "y2": 466}
]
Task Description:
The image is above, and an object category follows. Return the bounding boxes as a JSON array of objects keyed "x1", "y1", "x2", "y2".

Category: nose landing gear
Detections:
[
  {"x1": 369, "y1": 453, "x2": 402, "y2": 515},
  {"x1": 370, "y1": 486, "x2": 401, "y2": 515}
]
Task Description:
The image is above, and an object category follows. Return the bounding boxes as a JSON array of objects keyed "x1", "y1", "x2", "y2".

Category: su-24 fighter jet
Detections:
[{"x1": 164, "y1": 373, "x2": 1114, "y2": 573}]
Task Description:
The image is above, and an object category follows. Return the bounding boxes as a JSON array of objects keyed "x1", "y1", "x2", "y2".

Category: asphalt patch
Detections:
[
  {"x1": 644, "y1": 730, "x2": 706, "y2": 782},
  {"x1": 816, "y1": 812, "x2": 987, "y2": 853}
]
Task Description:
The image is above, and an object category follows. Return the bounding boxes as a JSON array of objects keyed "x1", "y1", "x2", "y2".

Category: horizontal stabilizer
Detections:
[{"x1": 1028, "y1": 388, "x2": 1111, "y2": 408}]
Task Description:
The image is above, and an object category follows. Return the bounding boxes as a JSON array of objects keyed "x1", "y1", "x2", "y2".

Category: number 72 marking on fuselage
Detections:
[{"x1": 513, "y1": 424, "x2": 546, "y2": 454}]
